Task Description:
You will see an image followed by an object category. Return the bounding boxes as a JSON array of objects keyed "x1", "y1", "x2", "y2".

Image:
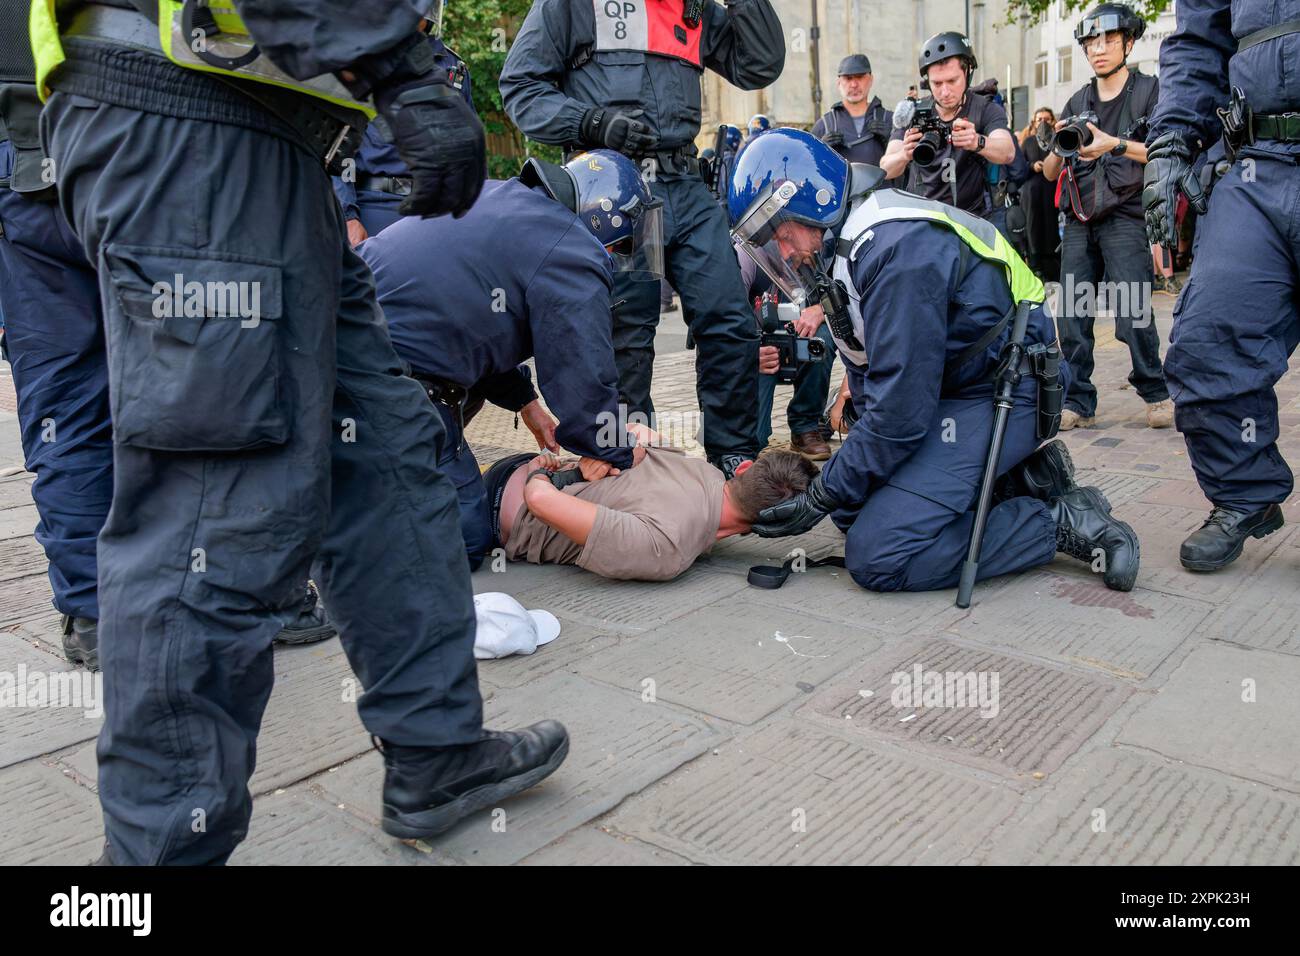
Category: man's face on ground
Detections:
[
  {"x1": 1083, "y1": 30, "x2": 1131, "y2": 76},
  {"x1": 837, "y1": 72, "x2": 872, "y2": 105},
  {"x1": 774, "y1": 221, "x2": 825, "y2": 268},
  {"x1": 926, "y1": 57, "x2": 968, "y2": 112}
]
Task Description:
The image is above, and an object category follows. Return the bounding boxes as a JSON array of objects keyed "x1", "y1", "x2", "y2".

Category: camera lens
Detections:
[
  {"x1": 913, "y1": 129, "x2": 944, "y2": 166},
  {"x1": 807, "y1": 339, "x2": 827, "y2": 359}
]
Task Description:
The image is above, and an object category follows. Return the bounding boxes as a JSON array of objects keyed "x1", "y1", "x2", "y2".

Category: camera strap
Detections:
[{"x1": 747, "y1": 554, "x2": 847, "y2": 589}]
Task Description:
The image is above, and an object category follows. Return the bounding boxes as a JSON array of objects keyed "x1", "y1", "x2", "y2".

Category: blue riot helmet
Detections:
[
  {"x1": 748, "y1": 114, "x2": 772, "y2": 136},
  {"x1": 519, "y1": 149, "x2": 665, "y2": 280},
  {"x1": 727, "y1": 128, "x2": 850, "y2": 306},
  {"x1": 723, "y1": 124, "x2": 743, "y2": 150}
]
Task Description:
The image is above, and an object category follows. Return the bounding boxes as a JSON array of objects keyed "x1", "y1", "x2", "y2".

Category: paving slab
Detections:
[
  {"x1": 941, "y1": 569, "x2": 1208, "y2": 681},
  {"x1": 1116, "y1": 643, "x2": 1300, "y2": 793},
  {"x1": 470, "y1": 555, "x2": 584, "y2": 598},
  {"x1": 798, "y1": 638, "x2": 1129, "y2": 783},
  {"x1": 475, "y1": 616, "x2": 620, "y2": 690},
  {"x1": 0, "y1": 475, "x2": 35, "y2": 512},
  {"x1": 1074, "y1": 468, "x2": 1163, "y2": 508},
  {"x1": 519, "y1": 826, "x2": 692, "y2": 866},
  {"x1": 609, "y1": 722, "x2": 1021, "y2": 865},
  {"x1": 1, "y1": 608, "x2": 64, "y2": 657},
  {"x1": 984, "y1": 749, "x2": 1300, "y2": 865},
  {"x1": 313, "y1": 672, "x2": 723, "y2": 865},
  {"x1": 0, "y1": 503, "x2": 37, "y2": 542},
  {"x1": 575, "y1": 591, "x2": 885, "y2": 724},
  {"x1": 0, "y1": 761, "x2": 103, "y2": 865},
  {"x1": 0, "y1": 636, "x2": 101, "y2": 770},
  {"x1": 230, "y1": 788, "x2": 443, "y2": 866},
  {"x1": 1195, "y1": 529, "x2": 1300, "y2": 654},
  {"x1": 510, "y1": 565, "x2": 746, "y2": 635},
  {"x1": 0, "y1": 572, "x2": 57, "y2": 627},
  {"x1": 1113, "y1": 502, "x2": 1294, "y2": 604}
]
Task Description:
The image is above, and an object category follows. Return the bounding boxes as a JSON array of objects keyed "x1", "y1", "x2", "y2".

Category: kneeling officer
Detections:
[
  {"x1": 361, "y1": 149, "x2": 660, "y2": 568},
  {"x1": 728, "y1": 129, "x2": 1141, "y2": 594}
]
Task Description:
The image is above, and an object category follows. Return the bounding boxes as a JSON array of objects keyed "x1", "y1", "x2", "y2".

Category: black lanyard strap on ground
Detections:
[
  {"x1": 1239, "y1": 19, "x2": 1300, "y2": 52},
  {"x1": 748, "y1": 554, "x2": 846, "y2": 589}
]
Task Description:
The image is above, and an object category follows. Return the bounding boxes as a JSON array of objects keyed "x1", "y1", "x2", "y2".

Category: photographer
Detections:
[
  {"x1": 812, "y1": 55, "x2": 893, "y2": 167},
  {"x1": 733, "y1": 241, "x2": 837, "y2": 460},
  {"x1": 1041, "y1": 3, "x2": 1172, "y2": 431},
  {"x1": 880, "y1": 32, "x2": 1015, "y2": 217}
]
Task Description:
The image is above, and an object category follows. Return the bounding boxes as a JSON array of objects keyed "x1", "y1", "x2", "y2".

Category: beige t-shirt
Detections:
[{"x1": 505, "y1": 446, "x2": 725, "y2": 581}]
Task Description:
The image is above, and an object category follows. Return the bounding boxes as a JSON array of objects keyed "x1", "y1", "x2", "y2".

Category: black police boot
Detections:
[
  {"x1": 378, "y1": 720, "x2": 570, "y2": 840},
  {"x1": 1050, "y1": 486, "x2": 1140, "y2": 591},
  {"x1": 1179, "y1": 504, "x2": 1284, "y2": 572},
  {"x1": 994, "y1": 439, "x2": 1077, "y2": 503},
  {"x1": 60, "y1": 615, "x2": 99, "y2": 671},
  {"x1": 273, "y1": 582, "x2": 336, "y2": 646},
  {"x1": 709, "y1": 453, "x2": 751, "y2": 480}
]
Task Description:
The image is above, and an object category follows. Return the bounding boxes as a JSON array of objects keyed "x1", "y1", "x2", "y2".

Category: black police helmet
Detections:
[
  {"x1": 1075, "y1": 3, "x2": 1145, "y2": 45},
  {"x1": 918, "y1": 31, "x2": 977, "y2": 77}
]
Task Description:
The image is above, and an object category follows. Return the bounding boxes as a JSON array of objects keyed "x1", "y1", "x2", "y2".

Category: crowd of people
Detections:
[{"x1": 0, "y1": 0, "x2": 1292, "y2": 864}]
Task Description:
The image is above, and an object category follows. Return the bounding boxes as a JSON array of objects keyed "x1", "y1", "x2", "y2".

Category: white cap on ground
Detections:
[{"x1": 473, "y1": 592, "x2": 561, "y2": 660}]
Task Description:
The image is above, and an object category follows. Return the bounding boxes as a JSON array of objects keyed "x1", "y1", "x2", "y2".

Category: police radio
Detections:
[
  {"x1": 798, "y1": 263, "x2": 863, "y2": 354},
  {"x1": 683, "y1": 0, "x2": 707, "y2": 28}
]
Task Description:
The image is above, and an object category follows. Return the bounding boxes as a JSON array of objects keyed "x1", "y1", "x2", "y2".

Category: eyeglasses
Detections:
[{"x1": 1082, "y1": 33, "x2": 1123, "y2": 53}]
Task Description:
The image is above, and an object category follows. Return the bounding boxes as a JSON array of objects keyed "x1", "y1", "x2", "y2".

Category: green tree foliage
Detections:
[
  {"x1": 443, "y1": 0, "x2": 562, "y2": 179},
  {"x1": 1005, "y1": 0, "x2": 1172, "y2": 25}
]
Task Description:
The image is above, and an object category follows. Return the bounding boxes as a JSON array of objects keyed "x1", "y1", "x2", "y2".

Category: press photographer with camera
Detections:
[
  {"x1": 734, "y1": 241, "x2": 837, "y2": 460},
  {"x1": 1040, "y1": 3, "x2": 1172, "y2": 432},
  {"x1": 880, "y1": 31, "x2": 1015, "y2": 218}
]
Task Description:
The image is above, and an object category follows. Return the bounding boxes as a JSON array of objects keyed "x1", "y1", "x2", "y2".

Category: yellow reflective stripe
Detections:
[
  {"x1": 156, "y1": 0, "x2": 375, "y2": 118},
  {"x1": 30, "y1": 0, "x2": 65, "y2": 102},
  {"x1": 856, "y1": 204, "x2": 1046, "y2": 306}
]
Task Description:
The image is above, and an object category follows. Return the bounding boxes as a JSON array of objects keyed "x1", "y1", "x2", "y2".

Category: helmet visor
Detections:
[
  {"x1": 1074, "y1": 12, "x2": 1125, "y2": 43},
  {"x1": 730, "y1": 180, "x2": 821, "y2": 306},
  {"x1": 608, "y1": 196, "x2": 664, "y2": 281}
]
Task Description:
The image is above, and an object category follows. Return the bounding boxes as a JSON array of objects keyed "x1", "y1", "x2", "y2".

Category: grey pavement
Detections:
[{"x1": 3, "y1": 289, "x2": 1300, "y2": 865}]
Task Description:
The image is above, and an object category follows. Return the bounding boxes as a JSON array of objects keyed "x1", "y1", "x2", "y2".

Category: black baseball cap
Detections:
[{"x1": 837, "y1": 54, "x2": 872, "y2": 76}]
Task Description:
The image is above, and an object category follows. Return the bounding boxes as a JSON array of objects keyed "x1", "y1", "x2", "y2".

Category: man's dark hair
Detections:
[{"x1": 727, "y1": 450, "x2": 819, "y2": 523}]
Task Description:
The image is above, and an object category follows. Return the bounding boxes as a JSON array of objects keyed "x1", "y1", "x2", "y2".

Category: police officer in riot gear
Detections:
[
  {"x1": 500, "y1": 0, "x2": 786, "y2": 477},
  {"x1": 729, "y1": 129, "x2": 1140, "y2": 594},
  {"x1": 362, "y1": 149, "x2": 660, "y2": 568},
  {"x1": 33, "y1": 0, "x2": 566, "y2": 864},
  {"x1": 812, "y1": 54, "x2": 894, "y2": 168},
  {"x1": 332, "y1": 1, "x2": 475, "y2": 245},
  {"x1": 1143, "y1": 0, "x2": 1300, "y2": 571},
  {"x1": 880, "y1": 31, "x2": 1016, "y2": 218},
  {"x1": 1, "y1": 0, "x2": 332, "y2": 670}
]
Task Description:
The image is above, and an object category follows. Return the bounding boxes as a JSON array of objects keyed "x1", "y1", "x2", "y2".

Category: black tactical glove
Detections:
[
  {"x1": 579, "y1": 107, "x2": 659, "y2": 154},
  {"x1": 1143, "y1": 132, "x2": 1207, "y2": 249},
  {"x1": 751, "y1": 473, "x2": 839, "y2": 538},
  {"x1": 821, "y1": 130, "x2": 846, "y2": 149},
  {"x1": 375, "y1": 77, "x2": 486, "y2": 218}
]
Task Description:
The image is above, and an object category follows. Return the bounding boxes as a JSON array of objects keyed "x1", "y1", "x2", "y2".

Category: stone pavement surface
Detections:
[{"x1": 2, "y1": 291, "x2": 1299, "y2": 865}]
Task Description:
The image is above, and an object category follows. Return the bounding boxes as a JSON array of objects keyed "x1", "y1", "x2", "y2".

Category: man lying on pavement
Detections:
[{"x1": 483, "y1": 425, "x2": 818, "y2": 581}]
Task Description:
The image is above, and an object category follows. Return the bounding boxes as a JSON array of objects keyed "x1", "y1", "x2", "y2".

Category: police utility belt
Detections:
[
  {"x1": 566, "y1": 145, "x2": 702, "y2": 179},
  {"x1": 357, "y1": 174, "x2": 413, "y2": 197},
  {"x1": 57, "y1": 1, "x2": 364, "y2": 174},
  {"x1": 1219, "y1": 20, "x2": 1300, "y2": 155}
]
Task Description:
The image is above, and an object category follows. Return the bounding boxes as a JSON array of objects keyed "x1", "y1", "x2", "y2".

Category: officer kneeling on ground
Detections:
[
  {"x1": 361, "y1": 149, "x2": 659, "y2": 568},
  {"x1": 728, "y1": 129, "x2": 1141, "y2": 594}
]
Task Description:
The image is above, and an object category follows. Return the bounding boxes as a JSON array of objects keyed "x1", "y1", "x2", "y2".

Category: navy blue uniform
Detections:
[
  {"x1": 42, "y1": 0, "x2": 484, "y2": 863},
  {"x1": 500, "y1": 0, "x2": 786, "y2": 464},
  {"x1": 824, "y1": 220, "x2": 1069, "y2": 592},
  {"x1": 331, "y1": 36, "x2": 472, "y2": 238},
  {"x1": 361, "y1": 178, "x2": 632, "y2": 566},
  {"x1": 1149, "y1": 0, "x2": 1300, "y2": 510},
  {"x1": 0, "y1": 140, "x2": 112, "y2": 622}
]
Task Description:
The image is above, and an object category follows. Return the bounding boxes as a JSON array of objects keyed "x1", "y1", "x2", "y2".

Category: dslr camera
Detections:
[
  {"x1": 757, "y1": 293, "x2": 827, "y2": 385},
  {"x1": 893, "y1": 94, "x2": 951, "y2": 167},
  {"x1": 1052, "y1": 111, "x2": 1099, "y2": 160}
]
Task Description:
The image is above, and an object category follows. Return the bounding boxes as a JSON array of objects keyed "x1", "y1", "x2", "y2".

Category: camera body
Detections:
[
  {"x1": 1052, "y1": 111, "x2": 1099, "y2": 159},
  {"x1": 757, "y1": 295, "x2": 827, "y2": 385},
  {"x1": 898, "y1": 95, "x2": 952, "y2": 166}
]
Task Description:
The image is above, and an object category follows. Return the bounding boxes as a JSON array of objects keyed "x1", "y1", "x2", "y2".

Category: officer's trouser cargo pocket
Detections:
[{"x1": 102, "y1": 245, "x2": 288, "y2": 451}]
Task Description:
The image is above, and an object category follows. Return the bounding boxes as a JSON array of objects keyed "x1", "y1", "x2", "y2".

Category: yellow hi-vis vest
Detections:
[
  {"x1": 30, "y1": 0, "x2": 375, "y2": 116},
  {"x1": 830, "y1": 188, "x2": 1046, "y2": 369}
]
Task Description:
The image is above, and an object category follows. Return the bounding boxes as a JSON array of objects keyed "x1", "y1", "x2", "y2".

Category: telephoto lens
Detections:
[{"x1": 912, "y1": 128, "x2": 944, "y2": 166}]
